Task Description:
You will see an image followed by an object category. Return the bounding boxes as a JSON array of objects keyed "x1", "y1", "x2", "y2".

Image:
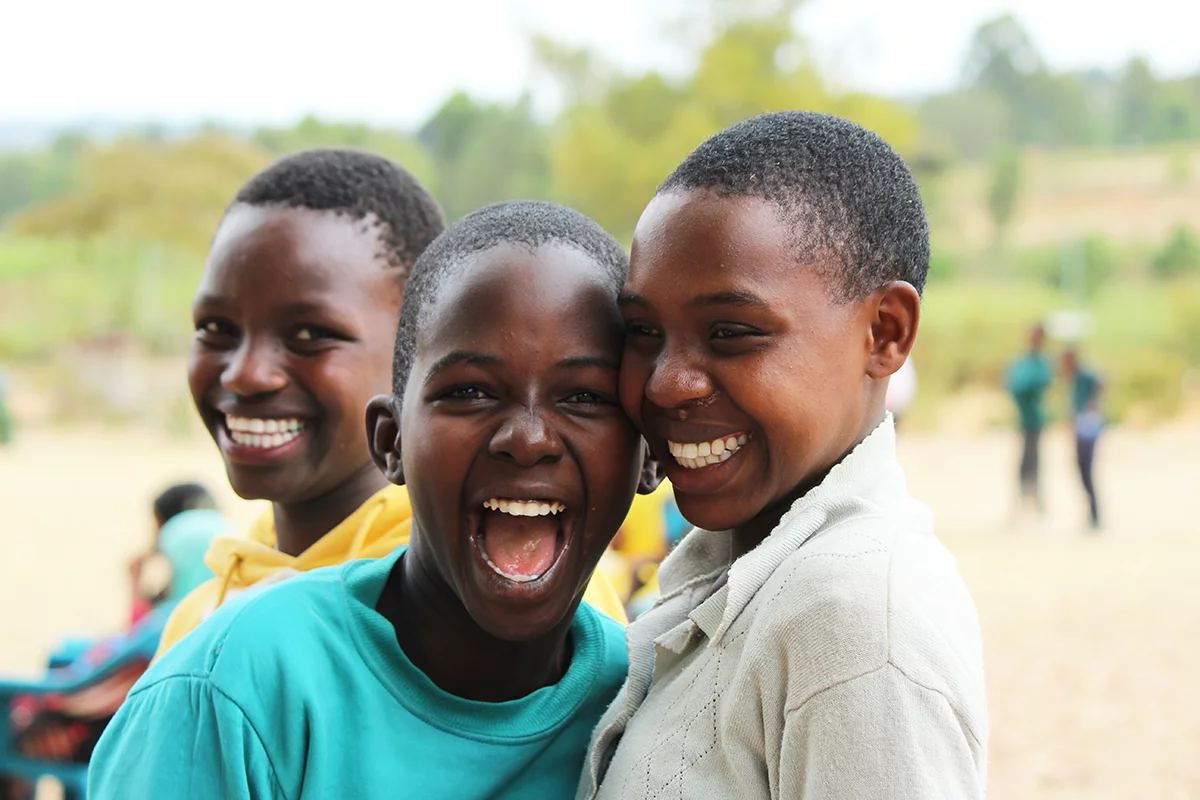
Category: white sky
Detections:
[{"x1": 2, "y1": 0, "x2": 1197, "y2": 127}]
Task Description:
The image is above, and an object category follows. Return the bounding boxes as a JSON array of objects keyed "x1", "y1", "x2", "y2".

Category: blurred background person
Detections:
[
  {"x1": 1007, "y1": 323, "x2": 1053, "y2": 516},
  {"x1": 1062, "y1": 349, "x2": 1105, "y2": 531}
]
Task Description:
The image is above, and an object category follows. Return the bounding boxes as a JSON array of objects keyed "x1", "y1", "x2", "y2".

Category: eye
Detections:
[
  {"x1": 563, "y1": 390, "x2": 611, "y2": 405},
  {"x1": 445, "y1": 386, "x2": 489, "y2": 401},
  {"x1": 710, "y1": 324, "x2": 765, "y2": 341},
  {"x1": 625, "y1": 322, "x2": 659, "y2": 338},
  {"x1": 195, "y1": 318, "x2": 236, "y2": 339},
  {"x1": 293, "y1": 325, "x2": 336, "y2": 343}
]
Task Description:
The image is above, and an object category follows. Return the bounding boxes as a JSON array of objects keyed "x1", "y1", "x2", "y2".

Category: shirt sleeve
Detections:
[
  {"x1": 88, "y1": 674, "x2": 286, "y2": 800},
  {"x1": 779, "y1": 663, "x2": 985, "y2": 800}
]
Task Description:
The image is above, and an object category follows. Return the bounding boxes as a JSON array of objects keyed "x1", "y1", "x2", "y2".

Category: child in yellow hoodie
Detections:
[{"x1": 157, "y1": 149, "x2": 625, "y2": 658}]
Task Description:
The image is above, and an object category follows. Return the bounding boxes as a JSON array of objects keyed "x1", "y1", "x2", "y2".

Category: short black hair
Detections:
[
  {"x1": 393, "y1": 200, "x2": 628, "y2": 396},
  {"x1": 234, "y1": 148, "x2": 445, "y2": 274},
  {"x1": 153, "y1": 483, "x2": 217, "y2": 527},
  {"x1": 659, "y1": 111, "x2": 930, "y2": 299}
]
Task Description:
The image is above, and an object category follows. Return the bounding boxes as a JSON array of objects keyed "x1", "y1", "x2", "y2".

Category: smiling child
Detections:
[
  {"x1": 89, "y1": 200, "x2": 655, "y2": 799},
  {"x1": 579, "y1": 112, "x2": 988, "y2": 799},
  {"x1": 155, "y1": 149, "x2": 627, "y2": 657}
]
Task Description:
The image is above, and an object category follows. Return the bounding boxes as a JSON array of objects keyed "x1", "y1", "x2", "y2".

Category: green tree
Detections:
[
  {"x1": 1152, "y1": 226, "x2": 1200, "y2": 279},
  {"x1": 418, "y1": 93, "x2": 551, "y2": 221},
  {"x1": 12, "y1": 134, "x2": 270, "y2": 254},
  {"x1": 540, "y1": 2, "x2": 916, "y2": 241},
  {"x1": 987, "y1": 146, "x2": 1022, "y2": 247}
]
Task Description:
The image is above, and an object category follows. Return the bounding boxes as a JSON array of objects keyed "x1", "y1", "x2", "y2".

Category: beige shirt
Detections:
[{"x1": 578, "y1": 417, "x2": 988, "y2": 799}]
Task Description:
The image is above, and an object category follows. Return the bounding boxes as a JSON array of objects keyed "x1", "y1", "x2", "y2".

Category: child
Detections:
[
  {"x1": 1007, "y1": 323, "x2": 1053, "y2": 513},
  {"x1": 129, "y1": 482, "x2": 221, "y2": 622},
  {"x1": 1, "y1": 486, "x2": 229, "y2": 800},
  {"x1": 579, "y1": 112, "x2": 988, "y2": 799},
  {"x1": 1062, "y1": 348, "x2": 1104, "y2": 530},
  {"x1": 89, "y1": 200, "x2": 656, "y2": 798},
  {"x1": 154, "y1": 149, "x2": 626, "y2": 658}
]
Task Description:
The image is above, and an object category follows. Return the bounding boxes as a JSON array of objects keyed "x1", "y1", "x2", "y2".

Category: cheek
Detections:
[
  {"x1": 618, "y1": 358, "x2": 651, "y2": 426},
  {"x1": 187, "y1": 348, "x2": 219, "y2": 401}
]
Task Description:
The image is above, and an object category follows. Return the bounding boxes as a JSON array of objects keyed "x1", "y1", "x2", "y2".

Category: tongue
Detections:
[{"x1": 482, "y1": 513, "x2": 559, "y2": 578}]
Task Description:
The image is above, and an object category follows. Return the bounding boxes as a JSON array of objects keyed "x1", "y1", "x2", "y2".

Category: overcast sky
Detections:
[{"x1": 3, "y1": 0, "x2": 1196, "y2": 127}]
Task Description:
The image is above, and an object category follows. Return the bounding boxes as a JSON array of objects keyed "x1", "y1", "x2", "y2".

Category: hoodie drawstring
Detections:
[{"x1": 214, "y1": 553, "x2": 244, "y2": 609}]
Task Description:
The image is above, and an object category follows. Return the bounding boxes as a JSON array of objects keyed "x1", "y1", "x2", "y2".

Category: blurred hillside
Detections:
[{"x1": 1, "y1": 5, "x2": 1198, "y2": 430}]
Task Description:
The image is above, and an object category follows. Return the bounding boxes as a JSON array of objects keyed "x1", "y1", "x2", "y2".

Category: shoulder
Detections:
[
  {"x1": 146, "y1": 562, "x2": 355, "y2": 690},
  {"x1": 743, "y1": 509, "x2": 982, "y2": 705},
  {"x1": 741, "y1": 518, "x2": 897, "y2": 688}
]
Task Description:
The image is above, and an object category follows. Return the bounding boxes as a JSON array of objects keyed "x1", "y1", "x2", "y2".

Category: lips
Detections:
[
  {"x1": 652, "y1": 424, "x2": 754, "y2": 495},
  {"x1": 211, "y1": 409, "x2": 314, "y2": 465},
  {"x1": 667, "y1": 433, "x2": 749, "y2": 470}
]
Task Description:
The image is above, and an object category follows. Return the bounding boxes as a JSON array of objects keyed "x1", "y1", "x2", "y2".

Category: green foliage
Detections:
[
  {"x1": 0, "y1": 235, "x2": 202, "y2": 358},
  {"x1": 10, "y1": 134, "x2": 271, "y2": 255},
  {"x1": 542, "y1": 6, "x2": 916, "y2": 242},
  {"x1": 925, "y1": 18, "x2": 1200, "y2": 159},
  {"x1": 987, "y1": 146, "x2": 1022, "y2": 244},
  {"x1": 419, "y1": 94, "x2": 550, "y2": 222},
  {"x1": 1151, "y1": 226, "x2": 1200, "y2": 278},
  {"x1": 253, "y1": 115, "x2": 436, "y2": 190}
]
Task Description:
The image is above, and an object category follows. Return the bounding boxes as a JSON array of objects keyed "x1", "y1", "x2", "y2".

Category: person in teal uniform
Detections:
[{"x1": 1007, "y1": 324, "x2": 1054, "y2": 513}]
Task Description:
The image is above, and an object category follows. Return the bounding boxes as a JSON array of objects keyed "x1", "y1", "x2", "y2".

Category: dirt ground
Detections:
[{"x1": 1, "y1": 423, "x2": 1198, "y2": 798}]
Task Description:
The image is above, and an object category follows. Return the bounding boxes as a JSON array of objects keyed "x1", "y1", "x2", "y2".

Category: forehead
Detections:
[
  {"x1": 199, "y1": 204, "x2": 388, "y2": 299},
  {"x1": 419, "y1": 243, "x2": 621, "y2": 357},
  {"x1": 628, "y1": 190, "x2": 827, "y2": 301}
]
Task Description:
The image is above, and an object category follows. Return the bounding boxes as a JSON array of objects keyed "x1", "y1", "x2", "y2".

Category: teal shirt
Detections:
[
  {"x1": 89, "y1": 548, "x2": 628, "y2": 800},
  {"x1": 1070, "y1": 367, "x2": 1101, "y2": 416},
  {"x1": 1007, "y1": 352, "x2": 1053, "y2": 432}
]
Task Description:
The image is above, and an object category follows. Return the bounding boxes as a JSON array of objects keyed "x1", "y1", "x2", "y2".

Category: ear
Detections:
[
  {"x1": 365, "y1": 395, "x2": 405, "y2": 486},
  {"x1": 866, "y1": 281, "x2": 920, "y2": 380},
  {"x1": 636, "y1": 438, "x2": 666, "y2": 495}
]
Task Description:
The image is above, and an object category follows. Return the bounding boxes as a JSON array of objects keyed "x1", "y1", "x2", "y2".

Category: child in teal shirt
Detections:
[{"x1": 89, "y1": 201, "x2": 658, "y2": 799}]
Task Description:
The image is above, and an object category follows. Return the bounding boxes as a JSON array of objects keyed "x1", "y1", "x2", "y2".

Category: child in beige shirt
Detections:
[{"x1": 579, "y1": 111, "x2": 987, "y2": 800}]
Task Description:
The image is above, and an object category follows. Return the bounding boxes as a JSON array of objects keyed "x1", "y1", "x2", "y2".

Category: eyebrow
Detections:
[
  {"x1": 423, "y1": 351, "x2": 502, "y2": 383},
  {"x1": 556, "y1": 356, "x2": 618, "y2": 372},
  {"x1": 685, "y1": 291, "x2": 772, "y2": 311},
  {"x1": 618, "y1": 292, "x2": 649, "y2": 307}
]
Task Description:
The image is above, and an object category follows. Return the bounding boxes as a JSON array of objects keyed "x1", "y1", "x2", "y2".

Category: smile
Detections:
[
  {"x1": 476, "y1": 497, "x2": 568, "y2": 584},
  {"x1": 667, "y1": 433, "x2": 749, "y2": 470},
  {"x1": 224, "y1": 414, "x2": 306, "y2": 450}
]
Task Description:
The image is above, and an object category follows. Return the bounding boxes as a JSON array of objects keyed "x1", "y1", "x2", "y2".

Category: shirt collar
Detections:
[{"x1": 657, "y1": 415, "x2": 912, "y2": 645}]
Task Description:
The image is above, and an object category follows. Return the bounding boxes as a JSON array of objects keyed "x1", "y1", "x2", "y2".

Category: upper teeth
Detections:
[
  {"x1": 225, "y1": 416, "x2": 305, "y2": 449},
  {"x1": 483, "y1": 498, "x2": 566, "y2": 516},
  {"x1": 668, "y1": 434, "x2": 748, "y2": 470}
]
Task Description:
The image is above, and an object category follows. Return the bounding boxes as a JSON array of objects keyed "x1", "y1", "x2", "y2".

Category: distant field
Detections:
[{"x1": 937, "y1": 145, "x2": 1200, "y2": 250}]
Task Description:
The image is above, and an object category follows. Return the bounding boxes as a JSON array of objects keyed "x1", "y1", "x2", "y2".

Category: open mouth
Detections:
[
  {"x1": 667, "y1": 433, "x2": 749, "y2": 470},
  {"x1": 475, "y1": 498, "x2": 568, "y2": 584},
  {"x1": 223, "y1": 414, "x2": 307, "y2": 450}
]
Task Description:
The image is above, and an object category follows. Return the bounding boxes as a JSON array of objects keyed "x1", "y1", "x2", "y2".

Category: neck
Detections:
[
  {"x1": 382, "y1": 538, "x2": 574, "y2": 703},
  {"x1": 731, "y1": 408, "x2": 885, "y2": 560},
  {"x1": 272, "y1": 463, "x2": 389, "y2": 556}
]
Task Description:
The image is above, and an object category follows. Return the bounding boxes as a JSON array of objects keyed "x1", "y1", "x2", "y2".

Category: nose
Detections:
[
  {"x1": 644, "y1": 343, "x2": 716, "y2": 412},
  {"x1": 220, "y1": 337, "x2": 288, "y2": 397},
  {"x1": 489, "y1": 405, "x2": 564, "y2": 467}
]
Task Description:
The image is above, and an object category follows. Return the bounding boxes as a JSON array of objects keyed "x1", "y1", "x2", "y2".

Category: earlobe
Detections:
[
  {"x1": 365, "y1": 395, "x2": 405, "y2": 486},
  {"x1": 636, "y1": 439, "x2": 666, "y2": 495},
  {"x1": 867, "y1": 281, "x2": 921, "y2": 379}
]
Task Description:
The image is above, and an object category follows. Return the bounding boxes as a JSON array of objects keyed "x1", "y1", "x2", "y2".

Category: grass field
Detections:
[{"x1": 1, "y1": 422, "x2": 1198, "y2": 797}]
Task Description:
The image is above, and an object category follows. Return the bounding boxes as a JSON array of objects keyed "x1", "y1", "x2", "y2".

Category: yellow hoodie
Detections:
[{"x1": 155, "y1": 485, "x2": 628, "y2": 658}]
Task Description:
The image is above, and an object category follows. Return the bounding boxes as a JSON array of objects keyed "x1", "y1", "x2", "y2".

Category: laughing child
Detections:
[
  {"x1": 89, "y1": 200, "x2": 656, "y2": 798},
  {"x1": 579, "y1": 112, "x2": 988, "y2": 799},
  {"x1": 154, "y1": 150, "x2": 626, "y2": 658}
]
